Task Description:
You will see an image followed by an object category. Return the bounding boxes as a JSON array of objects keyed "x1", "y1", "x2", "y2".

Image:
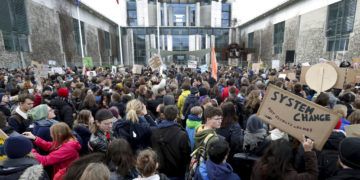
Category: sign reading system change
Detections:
[{"x1": 257, "y1": 84, "x2": 339, "y2": 150}]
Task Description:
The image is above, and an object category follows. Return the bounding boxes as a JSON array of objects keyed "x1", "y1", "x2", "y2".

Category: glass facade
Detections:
[
  {"x1": 127, "y1": 1, "x2": 137, "y2": 26},
  {"x1": 127, "y1": 1, "x2": 231, "y2": 65},
  {"x1": 326, "y1": 0, "x2": 357, "y2": 51},
  {"x1": 273, "y1": 21, "x2": 285, "y2": 54}
]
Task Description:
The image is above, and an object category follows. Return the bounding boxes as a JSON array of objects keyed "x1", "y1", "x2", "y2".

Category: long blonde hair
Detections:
[{"x1": 126, "y1": 99, "x2": 144, "y2": 123}]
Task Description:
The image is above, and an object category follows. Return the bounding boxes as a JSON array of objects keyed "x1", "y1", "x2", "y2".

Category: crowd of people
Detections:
[{"x1": 0, "y1": 63, "x2": 359, "y2": 180}]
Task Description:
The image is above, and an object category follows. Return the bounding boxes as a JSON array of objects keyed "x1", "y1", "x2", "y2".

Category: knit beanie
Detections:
[
  {"x1": 95, "y1": 109, "x2": 114, "y2": 122},
  {"x1": 57, "y1": 87, "x2": 69, "y2": 98},
  {"x1": 339, "y1": 137, "x2": 360, "y2": 169},
  {"x1": 4, "y1": 136, "x2": 33, "y2": 159}
]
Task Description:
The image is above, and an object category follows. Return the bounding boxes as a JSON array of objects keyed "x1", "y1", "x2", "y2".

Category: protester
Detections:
[
  {"x1": 186, "y1": 106, "x2": 203, "y2": 149},
  {"x1": 63, "y1": 153, "x2": 106, "y2": 180},
  {"x1": 73, "y1": 109, "x2": 94, "y2": 155},
  {"x1": 194, "y1": 138, "x2": 240, "y2": 180},
  {"x1": 89, "y1": 109, "x2": 114, "y2": 153},
  {"x1": 27, "y1": 104, "x2": 58, "y2": 141},
  {"x1": 0, "y1": 136, "x2": 49, "y2": 179},
  {"x1": 134, "y1": 149, "x2": 169, "y2": 180},
  {"x1": 8, "y1": 94, "x2": 34, "y2": 134},
  {"x1": 79, "y1": 163, "x2": 110, "y2": 180},
  {"x1": 151, "y1": 105, "x2": 191, "y2": 179},
  {"x1": 327, "y1": 137, "x2": 360, "y2": 179},
  {"x1": 106, "y1": 138, "x2": 138, "y2": 179},
  {"x1": 22, "y1": 122, "x2": 81, "y2": 180},
  {"x1": 251, "y1": 137, "x2": 318, "y2": 180}
]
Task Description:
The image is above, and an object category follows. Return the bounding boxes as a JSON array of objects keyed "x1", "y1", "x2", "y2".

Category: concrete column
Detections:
[
  {"x1": 196, "y1": 2, "x2": 200, "y2": 26},
  {"x1": 186, "y1": 5, "x2": 190, "y2": 26},
  {"x1": 164, "y1": 3, "x2": 167, "y2": 26}
]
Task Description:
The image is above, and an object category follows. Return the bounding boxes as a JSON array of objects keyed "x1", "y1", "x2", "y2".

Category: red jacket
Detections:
[
  {"x1": 32, "y1": 137, "x2": 81, "y2": 180},
  {"x1": 221, "y1": 86, "x2": 239, "y2": 101}
]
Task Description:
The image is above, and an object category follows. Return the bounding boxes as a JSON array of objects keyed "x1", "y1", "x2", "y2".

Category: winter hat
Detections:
[
  {"x1": 43, "y1": 86, "x2": 53, "y2": 93},
  {"x1": 57, "y1": 87, "x2": 69, "y2": 98},
  {"x1": 199, "y1": 87, "x2": 208, "y2": 97},
  {"x1": 246, "y1": 114, "x2": 264, "y2": 133},
  {"x1": 108, "y1": 106, "x2": 120, "y2": 119},
  {"x1": 95, "y1": 109, "x2": 114, "y2": 122},
  {"x1": 339, "y1": 137, "x2": 360, "y2": 169},
  {"x1": 190, "y1": 87, "x2": 199, "y2": 95},
  {"x1": 163, "y1": 95, "x2": 175, "y2": 105},
  {"x1": 27, "y1": 104, "x2": 48, "y2": 121},
  {"x1": 4, "y1": 136, "x2": 33, "y2": 159}
]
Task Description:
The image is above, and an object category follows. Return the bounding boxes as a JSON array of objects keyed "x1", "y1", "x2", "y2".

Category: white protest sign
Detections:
[
  {"x1": 272, "y1": 60, "x2": 280, "y2": 71},
  {"x1": 188, "y1": 60, "x2": 197, "y2": 69},
  {"x1": 257, "y1": 84, "x2": 339, "y2": 150},
  {"x1": 305, "y1": 63, "x2": 337, "y2": 92},
  {"x1": 132, "y1": 64, "x2": 142, "y2": 74}
]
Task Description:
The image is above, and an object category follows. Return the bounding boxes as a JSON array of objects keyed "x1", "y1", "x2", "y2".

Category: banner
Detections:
[
  {"x1": 50, "y1": 67, "x2": 65, "y2": 75},
  {"x1": 252, "y1": 63, "x2": 262, "y2": 74},
  {"x1": 0, "y1": 129, "x2": 8, "y2": 160},
  {"x1": 272, "y1": 60, "x2": 280, "y2": 71},
  {"x1": 229, "y1": 58, "x2": 238, "y2": 67},
  {"x1": 111, "y1": 66, "x2": 117, "y2": 74},
  {"x1": 132, "y1": 64, "x2": 142, "y2": 74},
  {"x1": 82, "y1": 57, "x2": 93, "y2": 68},
  {"x1": 211, "y1": 48, "x2": 218, "y2": 81},
  {"x1": 188, "y1": 60, "x2": 197, "y2": 69},
  {"x1": 86, "y1": 71, "x2": 97, "y2": 77},
  {"x1": 149, "y1": 55, "x2": 162, "y2": 71},
  {"x1": 257, "y1": 84, "x2": 339, "y2": 150}
]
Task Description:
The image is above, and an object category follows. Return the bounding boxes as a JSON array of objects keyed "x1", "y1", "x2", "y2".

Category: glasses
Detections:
[{"x1": 211, "y1": 117, "x2": 223, "y2": 121}]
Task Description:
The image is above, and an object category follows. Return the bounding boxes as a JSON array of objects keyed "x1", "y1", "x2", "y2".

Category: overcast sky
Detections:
[{"x1": 232, "y1": 0, "x2": 289, "y2": 25}]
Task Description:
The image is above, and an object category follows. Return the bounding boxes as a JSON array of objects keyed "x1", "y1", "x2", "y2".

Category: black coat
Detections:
[
  {"x1": 0, "y1": 157, "x2": 49, "y2": 180},
  {"x1": 49, "y1": 97, "x2": 74, "y2": 127},
  {"x1": 182, "y1": 94, "x2": 200, "y2": 119},
  {"x1": 151, "y1": 121, "x2": 191, "y2": 178},
  {"x1": 73, "y1": 124, "x2": 92, "y2": 155},
  {"x1": 8, "y1": 113, "x2": 31, "y2": 134},
  {"x1": 327, "y1": 168, "x2": 360, "y2": 180},
  {"x1": 113, "y1": 120, "x2": 152, "y2": 153}
]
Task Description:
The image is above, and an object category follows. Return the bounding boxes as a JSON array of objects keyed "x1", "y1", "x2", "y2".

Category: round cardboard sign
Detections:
[{"x1": 305, "y1": 63, "x2": 337, "y2": 92}]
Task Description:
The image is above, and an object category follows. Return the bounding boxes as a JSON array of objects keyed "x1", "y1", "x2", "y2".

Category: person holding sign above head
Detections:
[{"x1": 251, "y1": 136, "x2": 318, "y2": 180}]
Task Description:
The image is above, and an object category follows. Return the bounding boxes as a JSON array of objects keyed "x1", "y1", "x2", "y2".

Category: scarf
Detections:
[{"x1": 243, "y1": 128, "x2": 267, "y2": 151}]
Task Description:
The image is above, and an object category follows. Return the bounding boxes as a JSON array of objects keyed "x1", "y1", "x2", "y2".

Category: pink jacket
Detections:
[{"x1": 32, "y1": 137, "x2": 81, "y2": 179}]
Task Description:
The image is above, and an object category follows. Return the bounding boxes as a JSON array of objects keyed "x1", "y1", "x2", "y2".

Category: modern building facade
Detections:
[
  {"x1": 232, "y1": 0, "x2": 360, "y2": 66},
  {"x1": 121, "y1": 0, "x2": 233, "y2": 66}
]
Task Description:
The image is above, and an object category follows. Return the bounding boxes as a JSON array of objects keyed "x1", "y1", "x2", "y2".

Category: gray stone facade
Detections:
[
  {"x1": 238, "y1": 0, "x2": 360, "y2": 66},
  {"x1": 0, "y1": 0, "x2": 118, "y2": 69}
]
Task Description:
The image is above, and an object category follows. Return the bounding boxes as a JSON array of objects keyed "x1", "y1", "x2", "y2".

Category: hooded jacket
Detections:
[
  {"x1": 194, "y1": 125, "x2": 219, "y2": 151},
  {"x1": 151, "y1": 120, "x2": 191, "y2": 178},
  {"x1": 194, "y1": 160, "x2": 240, "y2": 180},
  {"x1": 186, "y1": 114, "x2": 202, "y2": 149},
  {"x1": 113, "y1": 119, "x2": 152, "y2": 153},
  {"x1": 177, "y1": 90, "x2": 191, "y2": 118},
  {"x1": 49, "y1": 97, "x2": 74, "y2": 127},
  {"x1": 32, "y1": 137, "x2": 81, "y2": 180},
  {"x1": 0, "y1": 157, "x2": 49, "y2": 180}
]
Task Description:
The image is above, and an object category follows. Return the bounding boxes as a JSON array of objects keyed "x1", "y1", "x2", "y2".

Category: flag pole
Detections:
[{"x1": 77, "y1": 1, "x2": 85, "y2": 59}]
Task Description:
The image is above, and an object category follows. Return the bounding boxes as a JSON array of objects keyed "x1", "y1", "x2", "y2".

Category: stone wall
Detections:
[{"x1": 27, "y1": 1, "x2": 63, "y2": 65}]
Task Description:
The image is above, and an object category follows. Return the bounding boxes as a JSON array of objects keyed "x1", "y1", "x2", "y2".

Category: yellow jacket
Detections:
[{"x1": 177, "y1": 90, "x2": 191, "y2": 118}]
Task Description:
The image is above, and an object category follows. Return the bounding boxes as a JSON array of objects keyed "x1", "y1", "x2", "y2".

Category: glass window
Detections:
[
  {"x1": 248, "y1": 32, "x2": 254, "y2": 48},
  {"x1": 326, "y1": 0, "x2": 356, "y2": 51},
  {"x1": 273, "y1": 21, "x2": 285, "y2": 54},
  {"x1": 133, "y1": 34, "x2": 146, "y2": 64},
  {"x1": 73, "y1": 18, "x2": 86, "y2": 55},
  {"x1": 127, "y1": 1, "x2": 137, "y2": 26},
  {"x1": 222, "y1": 3, "x2": 231, "y2": 27}
]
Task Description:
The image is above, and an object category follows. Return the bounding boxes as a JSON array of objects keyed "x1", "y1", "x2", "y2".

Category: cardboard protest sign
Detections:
[
  {"x1": 257, "y1": 84, "x2": 339, "y2": 150},
  {"x1": 0, "y1": 129, "x2": 8, "y2": 160},
  {"x1": 86, "y1": 71, "x2": 97, "y2": 77},
  {"x1": 229, "y1": 58, "x2": 238, "y2": 67},
  {"x1": 300, "y1": 66, "x2": 310, "y2": 84},
  {"x1": 149, "y1": 55, "x2": 162, "y2": 71},
  {"x1": 353, "y1": 58, "x2": 360, "y2": 63},
  {"x1": 82, "y1": 57, "x2": 94, "y2": 68},
  {"x1": 305, "y1": 63, "x2": 337, "y2": 92},
  {"x1": 132, "y1": 64, "x2": 142, "y2": 74},
  {"x1": 111, "y1": 66, "x2": 117, "y2": 74},
  {"x1": 252, "y1": 63, "x2": 262, "y2": 74},
  {"x1": 345, "y1": 69, "x2": 360, "y2": 84},
  {"x1": 327, "y1": 62, "x2": 346, "y2": 89},
  {"x1": 272, "y1": 60, "x2": 280, "y2": 71},
  {"x1": 50, "y1": 67, "x2": 65, "y2": 75},
  {"x1": 279, "y1": 74, "x2": 287, "y2": 79},
  {"x1": 287, "y1": 72, "x2": 297, "y2": 81},
  {"x1": 345, "y1": 124, "x2": 360, "y2": 137},
  {"x1": 188, "y1": 60, "x2": 197, "y2": 69}
]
